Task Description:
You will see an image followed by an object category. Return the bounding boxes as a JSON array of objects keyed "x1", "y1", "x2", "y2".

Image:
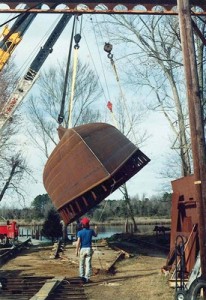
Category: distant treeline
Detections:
[
  {"x1": 86, "y1": 192, "x2": 172, "y2": 222},
  {"x1": 0, "y1": 192, "x2": 172, "y2": 222}
]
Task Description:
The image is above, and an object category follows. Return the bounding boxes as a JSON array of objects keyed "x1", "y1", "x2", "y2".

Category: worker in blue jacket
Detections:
[{"x1": 76, "y1": 217, "x2": 98, "y2": 283}]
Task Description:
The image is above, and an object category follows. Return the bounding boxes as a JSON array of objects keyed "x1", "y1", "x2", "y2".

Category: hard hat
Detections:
[{"x1": 81, "y1": 217, "x2": 90, "y2": 225}]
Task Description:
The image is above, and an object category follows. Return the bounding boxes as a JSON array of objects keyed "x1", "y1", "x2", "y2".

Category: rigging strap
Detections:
[
  {"x1": 58, "y1": 15, "x2": 76, "y2": 125},
  {"x1": 106, "y1": 101, "x2": 119, "y2": 129},
  {"x1": 68, "y1": 32, "x2": 81, "y2": 128}
]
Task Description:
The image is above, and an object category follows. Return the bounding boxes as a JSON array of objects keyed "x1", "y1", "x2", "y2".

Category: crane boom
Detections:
[
  {"x1": 0, "y1": 4, "x2": 42, "y2": 71},
  {"x1": 0, "y1": 14, "x2": 73, "y2": 130}
]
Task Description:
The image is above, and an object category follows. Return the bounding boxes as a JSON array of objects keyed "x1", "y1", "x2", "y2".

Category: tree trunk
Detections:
[
  {"x1": 62, "y1": 222, "x2": 68, "y2": 244},
  {"x1": 122, "y1": 184, "x2": 138, "y2": 232},
  {"x1": 0, "y1": 160, "x2": 19, "y2": 201}
]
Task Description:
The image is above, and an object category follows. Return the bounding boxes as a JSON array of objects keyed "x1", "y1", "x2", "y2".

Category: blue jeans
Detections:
[{"x1": 79, "y1": 247, "x2": 93, "y2": 280}]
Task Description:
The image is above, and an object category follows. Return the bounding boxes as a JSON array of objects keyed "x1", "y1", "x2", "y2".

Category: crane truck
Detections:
[
  {"x1": 0, "y1": 4, "x2": 42, "y2": 71},
  {"x1": 0, "y1": 13, "x2": 73, "y2": 130}
]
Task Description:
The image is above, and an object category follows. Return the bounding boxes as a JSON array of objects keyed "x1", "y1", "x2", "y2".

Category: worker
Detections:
[{"x1": 76, "y1": 217, "x2": 98, "y2": 283}]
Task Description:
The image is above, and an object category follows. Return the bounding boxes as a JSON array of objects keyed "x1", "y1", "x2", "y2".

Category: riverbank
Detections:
[
  {"x1": 95, "y1": 217, "x2": 171, "y2": 225},
  {"x1": 14, "y1": 217, "x2": 171, "y2": 226},
  {"x1": 15, "y1": 217, "x2": 171, "y2": 242}
]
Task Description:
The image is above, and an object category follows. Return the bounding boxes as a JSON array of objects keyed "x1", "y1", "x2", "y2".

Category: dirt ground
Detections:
[{"x1": 0, "y1": 235, "x2": 175, "y2": 300}]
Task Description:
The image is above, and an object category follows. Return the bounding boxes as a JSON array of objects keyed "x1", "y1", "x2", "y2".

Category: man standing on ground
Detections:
[{"x1": 76, "y1": 217, "x2": 98, "y2": 283}]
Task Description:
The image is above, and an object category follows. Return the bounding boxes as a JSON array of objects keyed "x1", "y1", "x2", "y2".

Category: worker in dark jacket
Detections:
[{"x1": 76, "y1": 217, "x2": 97, "y2": 283}]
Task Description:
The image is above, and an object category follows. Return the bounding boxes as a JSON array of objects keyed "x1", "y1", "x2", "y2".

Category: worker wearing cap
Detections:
[{"x1": 76, "y1": 217, "x2": 98, "y2": 283}]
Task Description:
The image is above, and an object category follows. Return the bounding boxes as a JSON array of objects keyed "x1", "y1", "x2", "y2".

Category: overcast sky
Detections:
[{"x1": 0, "y1": 8, "x2": 174, "y2": 207}]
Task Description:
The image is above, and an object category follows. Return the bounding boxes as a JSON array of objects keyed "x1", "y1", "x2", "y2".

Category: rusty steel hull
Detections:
[
  {"x1": 43, "y1": 123, "x2": 150, "y2": 225},
  {"x1": 170, "y1": 175, "x2": 198, "y2": 250},
  {"x1": 165, "y1": 175, "x2": 199, "y2": 278}
]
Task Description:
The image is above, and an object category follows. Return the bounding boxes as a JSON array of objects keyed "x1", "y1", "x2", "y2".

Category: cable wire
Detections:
[
  {"x1": 81, "y1": 29, "x2": 107, "y2": 102},
  {"x1": 106, "y1": 48, "x2": 140, "y2": 146},
  {"x1": 90, "y1": 16, "x2": 112, "y2": 104}
]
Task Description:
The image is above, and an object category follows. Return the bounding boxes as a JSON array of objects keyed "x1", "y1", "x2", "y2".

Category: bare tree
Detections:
[
  {"x1": 27, "y1": 60, "x2": 102, "y2": 158},
  {"x1": 192, "y1": 14, "x2": 206, "y2": 122},
  {"x1": 99, "y1": 14, "x2": 194, "y2": 178},
  {"x1": 0, "y1": 62, "x2": 32, "y2": 205},
  {"x1": 0, "y1": 153, "x2": 31, "y2": 202}
]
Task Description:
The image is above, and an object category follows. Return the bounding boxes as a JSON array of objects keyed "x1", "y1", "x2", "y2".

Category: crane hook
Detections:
[
  {"x1": 104, "y1": 42, "x2": 113, "y2": 59},
  {"x1": 74, "y1": 33, "x2": 81, "y2": 49}
]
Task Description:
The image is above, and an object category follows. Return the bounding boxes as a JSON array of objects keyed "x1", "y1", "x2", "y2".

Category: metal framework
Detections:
[{"x1": 0, "y1": 0, "x2": 206, "y2": 14}]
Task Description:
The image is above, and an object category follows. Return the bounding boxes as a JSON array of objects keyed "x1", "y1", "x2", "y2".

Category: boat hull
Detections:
[{"x1": 43, "y1": 123, "x2": 150, "y2": 225}]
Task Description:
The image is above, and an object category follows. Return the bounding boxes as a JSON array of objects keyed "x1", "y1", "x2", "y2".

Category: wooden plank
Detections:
[
  {"x1": 107, "y1": 251, "x2": 125, "y2": 273},
  {"x1": 29, "y1": 277, "x2": 64, "y2": 300}
]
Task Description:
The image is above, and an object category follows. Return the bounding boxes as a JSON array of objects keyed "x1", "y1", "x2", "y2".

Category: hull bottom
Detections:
[{"x1": 58, "y1": 148, "x2": 150, "y2": 225}]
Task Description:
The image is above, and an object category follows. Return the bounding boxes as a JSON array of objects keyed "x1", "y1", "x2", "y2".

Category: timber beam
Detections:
[{"x1": 0, "y1": 1, "x2": 206, "y2": 15}]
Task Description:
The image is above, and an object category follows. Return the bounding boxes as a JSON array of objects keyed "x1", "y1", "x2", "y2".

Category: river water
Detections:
[
  {"x1": 18, "y1": 223, "x2": 156, "y2": 241},
  {"x1": 92, "y1": 224, "x2": 156, "y2": 239}
]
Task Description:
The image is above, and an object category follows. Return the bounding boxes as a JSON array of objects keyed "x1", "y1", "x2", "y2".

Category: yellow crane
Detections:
[
  {"x1": 0, "y1": 4, "x2": 42, "y2": 71},
  {"x1": 0, "y1": 13, "x2": 73, "y2": 130}
]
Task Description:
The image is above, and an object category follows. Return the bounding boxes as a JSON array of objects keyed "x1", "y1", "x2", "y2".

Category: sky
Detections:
[{"x1": 0, "y1": 7, "x2": 175, "y2": 208}]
